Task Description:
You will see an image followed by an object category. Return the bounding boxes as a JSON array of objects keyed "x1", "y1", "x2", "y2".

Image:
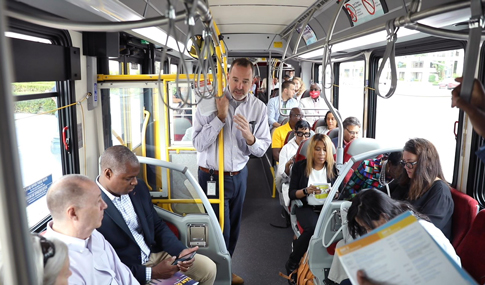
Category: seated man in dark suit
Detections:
[{"x1": 97, "y1": 145, "x2": 216, "y2": 285}]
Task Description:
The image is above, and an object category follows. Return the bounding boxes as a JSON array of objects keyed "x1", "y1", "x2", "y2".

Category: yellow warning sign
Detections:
[{"x1": 273, "y1": 42, "x2": 283, "y2": 48}]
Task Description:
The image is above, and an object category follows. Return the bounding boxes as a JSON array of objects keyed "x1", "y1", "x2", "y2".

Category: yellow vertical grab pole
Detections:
[{"x1": 213, "y1": 20, "x2": 226, "y2": 231}]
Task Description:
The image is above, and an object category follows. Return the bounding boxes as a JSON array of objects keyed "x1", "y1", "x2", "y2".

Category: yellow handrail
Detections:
[
  {"x1": 141, "y1": 109, "x2": 153, "y2": 190},
  {"x1": 214, "y1": 19, "x2": 227, "y2": 232}
]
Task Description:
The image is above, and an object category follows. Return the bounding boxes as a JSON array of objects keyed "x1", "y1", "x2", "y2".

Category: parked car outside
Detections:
[{"x1": 439, "y1": 78, "x2": 459, "y2": 90}]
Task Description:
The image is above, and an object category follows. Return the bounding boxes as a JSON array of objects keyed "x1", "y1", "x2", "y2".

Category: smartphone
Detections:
[{"x1": 171, "y1": 251, "x2": 196, "y2": 265}]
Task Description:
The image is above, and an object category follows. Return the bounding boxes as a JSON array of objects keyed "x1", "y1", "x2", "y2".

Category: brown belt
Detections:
[{"x1": 199, "y1": 167, "x2": 240, "y2": 176}]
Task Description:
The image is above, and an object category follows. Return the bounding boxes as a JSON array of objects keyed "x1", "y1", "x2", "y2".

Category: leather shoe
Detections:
[{"x1": 231, "y1": 273, "x2": 244, "y2": 284}]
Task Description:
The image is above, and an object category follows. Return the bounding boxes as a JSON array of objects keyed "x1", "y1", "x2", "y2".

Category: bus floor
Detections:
[{"x1": 232, "y1": 157, "x2": 294, "y2": 284}]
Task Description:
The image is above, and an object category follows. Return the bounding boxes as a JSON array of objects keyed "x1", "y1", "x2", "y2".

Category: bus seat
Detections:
[
  {"x1": 295, "y1": 138, "x2": 310, "y2": 162},
  {"x1": 328, "y1": 128, "x2": 339, "y2": 139},
  {"x1": 284, "y1": 131, "x2": 294, "y2": 145},
  {"x1": 342, "y1": 138, "x2": 383, "y2": 184},
  {"x1": 279, "y1": 117, "x2": 289, "y2": 125},
  {"x1": 456, "y1": 209, "x2": 485, "y2": 285},
  {"x1": 165, "y1": 220, "x2": 181, "y2": 240},
  {"x1": 174, "y1": 118, "x2": 192, "y2": 141},
  {"x1": 450, "y1": 188, "x2": 479, "y2": 249},
  {"x1": 313, "y1": 118, "x2": 326, "y2": 131}
]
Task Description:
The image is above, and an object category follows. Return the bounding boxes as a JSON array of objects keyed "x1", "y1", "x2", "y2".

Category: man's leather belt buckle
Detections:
[{"x1": 200, "y1": 167, "x2": 239, "y2": 176}]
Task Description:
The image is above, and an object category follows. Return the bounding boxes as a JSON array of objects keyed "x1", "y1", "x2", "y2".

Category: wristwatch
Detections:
[{"x1": 302, "y1": 188, "x2": 308, "y2": 196}]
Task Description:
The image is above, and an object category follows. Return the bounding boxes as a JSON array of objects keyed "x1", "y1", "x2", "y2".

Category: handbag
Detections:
[{"x1": 279, "y1": 252, "x2": 315, "y2": 285}]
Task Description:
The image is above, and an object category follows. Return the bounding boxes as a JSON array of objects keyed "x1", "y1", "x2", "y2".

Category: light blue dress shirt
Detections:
[
  {"x1": 45, "y1": 223, "x2": 140, "y2": 285},
  {"x1": 193, "y1": 90, "x2": 271, "y2": 172},
  {"x1": 267, "y1": 96, "x2": 298, "y2": 127}
]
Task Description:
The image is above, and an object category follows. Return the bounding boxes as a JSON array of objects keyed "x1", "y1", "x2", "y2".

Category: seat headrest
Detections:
[
  {"x1": 328, "y1": 128, "x2": 339, "y2": 139},
  {"x1": 346, "y1": 138, "x2": 382, "y2": 157},
  {"x1": 313, "y1": 118, "x2": 326, "y2": 130}
]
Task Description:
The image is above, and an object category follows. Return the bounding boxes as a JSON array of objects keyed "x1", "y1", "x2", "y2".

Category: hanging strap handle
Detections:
[
  {"x1": 375, "y1": 20, "x2": 399, "y2": 99},
  {"x1": 460, "y1": 0, "x2": 484, "y2": 102}
]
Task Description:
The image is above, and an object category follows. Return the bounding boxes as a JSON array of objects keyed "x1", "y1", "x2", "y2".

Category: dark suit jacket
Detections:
[
  {"x1": 289, "y1": 159, "x2": 338, "y2": 205},
  {"x1": 98, "y1": 179, "x2": 186, "y2": 284}
]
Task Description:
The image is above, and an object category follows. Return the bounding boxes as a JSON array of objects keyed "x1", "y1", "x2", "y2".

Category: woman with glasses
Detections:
[
  {"x1": 3, "y1": 234, "x2": 72, "y2": 284},
  {"x1": 398, "y1": 138, "x2": 454, "y2": 241},
  {"x1": 316, "y1": 110, "x2": 339, "y2": 135},
  {"x1": 285, "y1": 133, "x2": 338, "y2": 278}
]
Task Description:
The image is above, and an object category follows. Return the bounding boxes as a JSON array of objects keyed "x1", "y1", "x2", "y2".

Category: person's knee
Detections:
[{"x1": 194, "y1": 254, "x2": 217, "y2": 283}]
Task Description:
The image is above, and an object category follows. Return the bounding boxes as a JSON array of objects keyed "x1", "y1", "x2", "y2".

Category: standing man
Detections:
[
  {"x1": 267, "y1": 80, "x2": 298, "y2": 130},
  {"x1": 44, "y1": 174, "x2": 140, "y2": 284},
  {"x1": 97, "y1": 146, "x2": 216, "y2": 285},
  {"x1": 192, "y1": 58, "x2": 271, "y2": 284}
]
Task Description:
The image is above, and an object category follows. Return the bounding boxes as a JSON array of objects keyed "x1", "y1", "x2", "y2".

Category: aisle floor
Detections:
[{"x1": 231, "y1": 157, "x2": 294, "y2": 284}]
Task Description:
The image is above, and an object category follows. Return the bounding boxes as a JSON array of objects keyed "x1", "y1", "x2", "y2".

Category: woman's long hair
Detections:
[
  {"x1": 400, "y1": 138, "x2": 447, "y2": 200},
  {"x1": 292, "y1": 77, "x2": 305, "y2": 96},
  {"x1": 347, "y1": 189, "x2": 429, "y2": 239},
  {"x1": 322, "y1": 110, "x2": 339, "y2": 129},
  {"x1": 305, "y1": 134, "x2": 335, "y2": 179}
]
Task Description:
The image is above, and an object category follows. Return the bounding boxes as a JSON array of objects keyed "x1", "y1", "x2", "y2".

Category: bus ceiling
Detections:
[{"x1": 6, "y1": 0, "x2": 479, "y2": 59}]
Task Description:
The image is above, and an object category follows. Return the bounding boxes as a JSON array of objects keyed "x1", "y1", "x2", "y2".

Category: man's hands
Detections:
[
  {"x1": 174, "y1": 246, "x2": 198, "y2": 272},
  {"x1": 151, "y1": 257, "x2": 178, "y2": 279},
  {"x1": 234, "y1": 114, "x2": 255, "y2": 145},
  {"x1": 151, "y1": 247, "x2": 198, "y2": 279},
  {"x1": 216, "y1": 95, "x2": 229, "y2": 122},
  {"x1": 452, "y1": 77, "x2": 485, "y2": 111},
  {"x1": 452, "y1": 77, "x2": 485, "y2": 138}
]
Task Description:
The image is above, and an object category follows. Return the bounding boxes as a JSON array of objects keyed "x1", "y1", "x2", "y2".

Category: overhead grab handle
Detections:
[
  {"x1": 460, "y1": 0, "x2": 484, "y2": 103},
  {"x1": 374, "y1": 20, "x2": 398, "y2": 99}
]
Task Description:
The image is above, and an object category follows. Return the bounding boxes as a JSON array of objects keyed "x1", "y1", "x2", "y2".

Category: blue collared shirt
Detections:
[
  {"x1": 193, "y1": 90, "x2": 271, "y2": 172},
  {"x1": 267, "y1": 96, "x2": 298, "y2": 126}
]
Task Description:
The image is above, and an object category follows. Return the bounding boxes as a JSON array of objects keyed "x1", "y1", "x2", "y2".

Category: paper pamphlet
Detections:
[
  {"x1": 149, "y1": 271, "x2": 199, "y2": 285},
  {"x1": 336, "y1": 211, "x2": 477, "y2": 285}
]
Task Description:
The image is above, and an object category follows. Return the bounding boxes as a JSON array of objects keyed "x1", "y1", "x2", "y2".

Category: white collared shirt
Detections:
[{"x1": 44, "y1": 222, "x2": 140, "y2": 285}]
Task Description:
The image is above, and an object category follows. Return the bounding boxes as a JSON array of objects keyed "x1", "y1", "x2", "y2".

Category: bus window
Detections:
[
  {"x1": 155, "y1": 61, "x2": 163, "y2": 74},
  {"x1": 129, "y1": 62, "x2": 141, "y2": 75},
  {"x1": 375, "y1": 49, "x2": 463, "y2": 181},
  {"x1": 167, "y1": 81, "x2": 196, "y2": 145},
  {"x1": 338, "y1": 61, "x2": 365, "y2": 125},
  {"x1": 13, "y1": 83, "x2": 62, "y2": 228},
  {"x1": 170, "y1": 64, "x2": 178, "y2": 74},
  {"x1": 110, "y1": 88, "x2": 144, "y2": 150},
  {"x1": 109, "y1": 60, "x2": 121, "y2": 75}
]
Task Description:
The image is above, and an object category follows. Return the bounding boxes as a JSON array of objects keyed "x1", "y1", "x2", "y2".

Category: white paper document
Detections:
[{"x1": 336, "y1": 211, "x2": 477, "y2": 285}]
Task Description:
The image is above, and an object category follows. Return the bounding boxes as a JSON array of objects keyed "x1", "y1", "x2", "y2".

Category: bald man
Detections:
[{"x1": 44, "y1": 174, "x2": 139, "y2": 284}]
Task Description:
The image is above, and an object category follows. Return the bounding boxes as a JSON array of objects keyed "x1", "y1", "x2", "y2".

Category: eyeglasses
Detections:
[
  {"x1": 36, "y1": 235, "x2": 56, "y2": 267},
  {"x1": 345, "y1": 128, "x2": 359, "y2": 136},
  {"x1": 295, "y1": 131, "x2": 311, "y2": 137},
  {"x1": 291, "y1": 114, "x2": 304, "y2": 118},
  {"x1": 400, "y1": 160, "x2": 418, "y2": 169}
]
